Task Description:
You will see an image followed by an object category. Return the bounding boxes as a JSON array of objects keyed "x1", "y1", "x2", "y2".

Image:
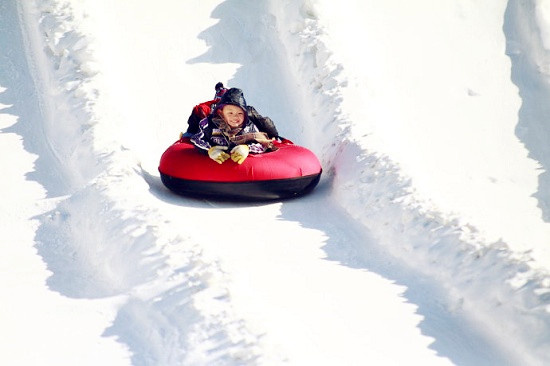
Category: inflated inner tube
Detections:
[{"x1": 158, "y1": 138, "x2": 322, "y2": 200}]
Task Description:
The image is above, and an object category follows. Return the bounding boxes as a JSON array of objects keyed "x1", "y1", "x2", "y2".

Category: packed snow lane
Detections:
[
  {"x1": 138, "y1": 171, "x2": 514, "y2": 365},
  {"x1": 174, "y1": 188, "x2": 517, "y2": 365}
]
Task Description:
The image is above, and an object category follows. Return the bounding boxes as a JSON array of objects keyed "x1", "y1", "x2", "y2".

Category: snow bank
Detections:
[
  {"x1": 269, "y1": 0, "x2": 550, "y2": 363},
  {"x1": 18, "y1": 1, "x2": 262, "y2": 364}
]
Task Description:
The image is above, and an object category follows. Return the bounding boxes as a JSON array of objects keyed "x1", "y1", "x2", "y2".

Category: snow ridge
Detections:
[
  {"x1": 269, "y1": 0, "x2": 550, "y2": 364},
  {"x1": 505, "y1": 0, "x2": 550, "y2": 222},
  {"x1": 19, "y1": 1, "x2": 262, "y2": 364},
  {"x1": 18, "y1": 0, "x2": 100, "y2": 193}
]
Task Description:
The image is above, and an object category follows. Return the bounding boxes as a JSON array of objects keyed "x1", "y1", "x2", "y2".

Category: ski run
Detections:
[{"x1": 2, "y1": 0, "x2": 550, "y2": 365}]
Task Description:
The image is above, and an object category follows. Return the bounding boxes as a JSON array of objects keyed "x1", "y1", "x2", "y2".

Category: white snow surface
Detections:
[{"x1": 2, "y1": 0, "x2": 550, "y2": 365}]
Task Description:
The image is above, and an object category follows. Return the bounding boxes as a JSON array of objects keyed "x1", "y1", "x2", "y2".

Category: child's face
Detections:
[{"x1": 220, "y1": 105, "x2": 245, "y2": 128}]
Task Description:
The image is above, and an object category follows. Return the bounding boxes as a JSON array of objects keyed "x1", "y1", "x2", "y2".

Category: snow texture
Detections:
[{"x1": 1, "y1": 0, "x2": 550, "y2": 365}]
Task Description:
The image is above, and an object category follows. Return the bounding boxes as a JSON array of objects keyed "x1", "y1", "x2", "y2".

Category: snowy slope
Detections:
[{"x1": 1, "y1": 0, "x2": 550, "y2": 365}]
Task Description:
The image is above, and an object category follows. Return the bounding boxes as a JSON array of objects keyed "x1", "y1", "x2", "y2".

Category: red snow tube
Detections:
[{"x1": 158, "y1": 137, "x2": 322, "y2": 200}]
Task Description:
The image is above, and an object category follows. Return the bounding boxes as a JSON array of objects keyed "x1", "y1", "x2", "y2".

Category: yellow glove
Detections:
[
  {"x1": 230, "y1": 144, "x2": 250, "y2": 164},
  {"x1": 208, "y1": 146, "x2": 230, "y2": 164}
]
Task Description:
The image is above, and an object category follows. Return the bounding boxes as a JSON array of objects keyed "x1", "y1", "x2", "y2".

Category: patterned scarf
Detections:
[{"x1": 212, "y1": 116, "x2": 277, "y2": 150}]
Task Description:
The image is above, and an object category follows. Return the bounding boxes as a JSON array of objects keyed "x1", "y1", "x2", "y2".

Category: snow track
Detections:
[{"x1": 3, "y1": 0, "x2": 550, "y2": 365}]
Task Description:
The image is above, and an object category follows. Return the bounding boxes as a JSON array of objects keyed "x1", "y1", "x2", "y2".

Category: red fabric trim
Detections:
[{"x1": 192, "y1": 99, "x2": 218, "y2": 119}]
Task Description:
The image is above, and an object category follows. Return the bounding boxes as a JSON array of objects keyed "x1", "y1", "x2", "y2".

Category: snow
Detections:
[{"x1": 2, "y1": 0, "x2": 550, "y2": 365}]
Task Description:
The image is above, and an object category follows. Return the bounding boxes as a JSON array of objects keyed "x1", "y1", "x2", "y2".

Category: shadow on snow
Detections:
[{"x1": 504, "y1": 0, "x2": 550, "y2": 222}]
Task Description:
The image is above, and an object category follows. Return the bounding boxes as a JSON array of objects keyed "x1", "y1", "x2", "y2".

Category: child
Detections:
[
  {"x1": 191, "y1": 88, "x2": 275, "y2": 164},
  {"x1": 185, "y1": 83, "x2": 279, "y2": 138}
]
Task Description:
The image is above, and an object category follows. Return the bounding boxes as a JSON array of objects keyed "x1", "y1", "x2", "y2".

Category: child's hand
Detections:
[
  {"x1": 230, "y1": 145, "x2": 250, "y2": 164},
  {"x1": 208, "y1": 146, "x2": 230, "y2": 164}
]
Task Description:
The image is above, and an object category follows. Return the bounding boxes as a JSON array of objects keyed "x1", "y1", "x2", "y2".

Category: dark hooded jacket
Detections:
[
  {"x1": 186, "y1": 88, "x2": 279, "y2": 137},
  {"x1": 191, "y1": 88, "x2": 272, "y2": 154}
]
